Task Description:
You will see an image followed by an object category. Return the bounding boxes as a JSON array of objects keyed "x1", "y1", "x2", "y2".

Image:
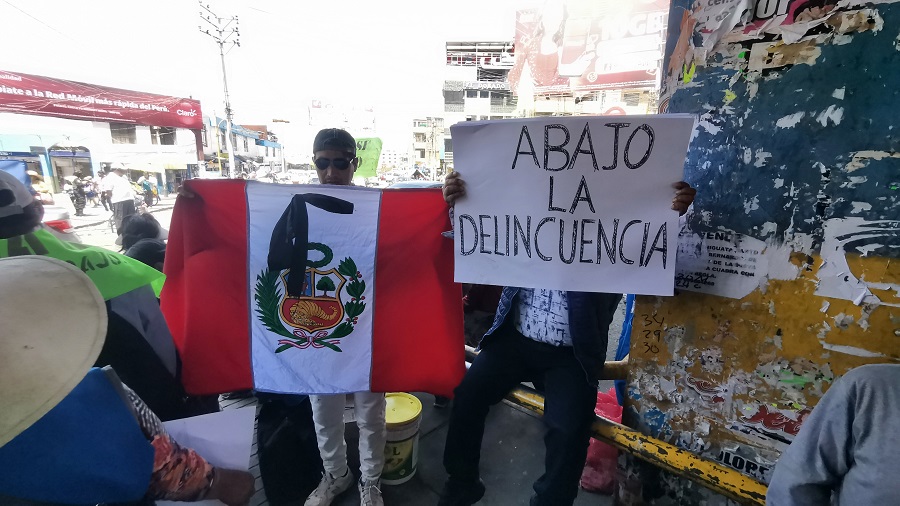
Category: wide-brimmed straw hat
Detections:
[{"x1": 0, "y1": 256, "x2": 107, "y2": 447}]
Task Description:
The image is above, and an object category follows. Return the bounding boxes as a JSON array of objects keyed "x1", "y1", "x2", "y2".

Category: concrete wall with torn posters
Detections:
[{"x1": 620, "y1": 0, "x2": 900, "y2": 503}]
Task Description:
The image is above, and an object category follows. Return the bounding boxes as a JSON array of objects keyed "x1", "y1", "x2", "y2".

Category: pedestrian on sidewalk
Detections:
[
  {"x1": 140, "y1": 175, "x2": 154, "y2": 207},
  {"x1": 71, "y1": 173, "x2": 87, "y2": 217},
  {"x1": 84, "y1": 176, "x2": 100, "y2": 207},
  {"x1": 99, "y1": 169, "x2": 114, "y2": 211},
  {"x1": 109, "y1": 167, "x2": 137, "y2": 235}
]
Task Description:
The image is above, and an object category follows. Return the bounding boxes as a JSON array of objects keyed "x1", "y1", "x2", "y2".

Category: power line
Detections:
[
  {"x1": 2, "y1": 0, "x2": 74, "y2": 41},
  {"x1": 246, "y1": 6, "x2": 275, "y2": 15}
]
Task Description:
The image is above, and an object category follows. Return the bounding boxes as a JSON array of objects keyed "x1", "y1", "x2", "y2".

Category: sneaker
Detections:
[
  {"x1": 358, "y1": 478, "x2": 384, "y2": 506},
  {"x1": 434, "y1": 395, "x2": 450, "y2": 409},
  {"x1": 437, "y1": 478, "x2": 485, "y2": 506},
  {"x1": 304, "y1": 470, "x2": 353, "y2": 506}
]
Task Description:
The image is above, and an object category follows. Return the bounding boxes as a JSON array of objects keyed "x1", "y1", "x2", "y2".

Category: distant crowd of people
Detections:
[{"x1": 46, "y1": 167, "x2": 162, "y2": 219}]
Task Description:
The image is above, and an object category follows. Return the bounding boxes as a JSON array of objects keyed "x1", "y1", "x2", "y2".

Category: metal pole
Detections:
[
  {"x1": 483, "y1": 374, "x2": 768, "y2": 504},
  {"x1": 272, "y1": 119, "x2": 290, "y2": 173},
  {"x1": 199, "y1": 1, "x2": 239, "y2": 178},
  {"x1": 212, "y1": 109, "x2": 222, "y2": 175},
  {"x1": 219, "y1": 41, "x2": 236, "y2": 178}
]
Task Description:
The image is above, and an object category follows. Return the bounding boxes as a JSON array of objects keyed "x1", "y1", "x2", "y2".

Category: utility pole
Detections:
[
  {"x1": 199, "y1": 2, "x2": 240, "y2": 178},
  {"x1": 272, "y1": 118, "x2": 290, "y2": 173},
  {"x1": 429, "y1": 118, "x2": 439, "y2": 181}
]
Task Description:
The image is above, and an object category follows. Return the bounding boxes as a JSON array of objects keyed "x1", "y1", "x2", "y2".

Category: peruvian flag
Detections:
[{"x1": 161, "y1": 180, "x2": 465, "y2": 397}]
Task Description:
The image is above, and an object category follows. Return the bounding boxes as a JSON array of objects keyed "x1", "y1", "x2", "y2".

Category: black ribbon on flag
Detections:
[{"x1": 267, "y1": 193, "x2": 354, "y2": 297}]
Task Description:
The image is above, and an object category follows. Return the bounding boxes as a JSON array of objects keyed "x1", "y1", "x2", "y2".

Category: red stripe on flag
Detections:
[
  {"x1": 160, "y1": 180, "x2": 252, "y2": 395},
  {"x1": 370, "y1": 189, "x2": 466, "y2": 397}
]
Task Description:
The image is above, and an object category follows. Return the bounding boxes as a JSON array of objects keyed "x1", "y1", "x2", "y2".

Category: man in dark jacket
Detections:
[{"x1": 438, "y1": 171, "x2": 696, "y2": 506}]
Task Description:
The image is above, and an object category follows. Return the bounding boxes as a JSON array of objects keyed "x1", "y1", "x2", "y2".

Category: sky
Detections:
[{"x1": 0, "y1": 0, "x2": 539, "y2": 161}]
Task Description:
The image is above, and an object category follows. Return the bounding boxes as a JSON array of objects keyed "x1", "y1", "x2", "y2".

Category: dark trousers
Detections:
[
  {"x1": 443, "y1": 328, "x2": 597, "y2": 506},
  {"x1": 100, "y1": 191, "x2": 111, "y2": 211},
  {"x1": 112, "y1": 199, "x2": 136, "y2": 235}
]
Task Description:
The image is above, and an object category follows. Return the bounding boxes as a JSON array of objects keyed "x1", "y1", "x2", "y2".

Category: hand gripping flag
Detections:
[{"x1": 161, "y1": 180, "x2": 466, "y2": 396}]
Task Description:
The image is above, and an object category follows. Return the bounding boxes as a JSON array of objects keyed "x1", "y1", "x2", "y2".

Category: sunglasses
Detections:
[{"x1": 313, "y1": 157, "x2": 355, "y2": 170}]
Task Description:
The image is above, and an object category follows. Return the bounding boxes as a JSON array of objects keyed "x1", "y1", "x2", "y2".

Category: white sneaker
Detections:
[
  {"x1": 304, "y1": 470, "x2": 354, "y2": 506},
  {"x1": 358, "y1": 478, "x2": 384, "y2": 506}
]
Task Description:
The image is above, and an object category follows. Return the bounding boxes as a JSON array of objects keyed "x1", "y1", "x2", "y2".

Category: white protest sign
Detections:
[{"x1": 451, "y1": 114, "x2": 694, "y2": 295}]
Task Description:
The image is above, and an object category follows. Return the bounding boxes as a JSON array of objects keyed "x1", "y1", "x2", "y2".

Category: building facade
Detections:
[
  {"x1": 200, "y1": 116, "x2": 282, "y2": 177},
  {"x1": 379, "y1": 148, "x2": 408, "y2": 170},
  {"x1": 0, "y1": 112, "x2": 199, "y2": 193},
  {"x1": 411, "y1": 117, "x2": 444, "y2": 172},
  {"x1": 437, "y1": 41, "x2": 519, "y2": 171}
]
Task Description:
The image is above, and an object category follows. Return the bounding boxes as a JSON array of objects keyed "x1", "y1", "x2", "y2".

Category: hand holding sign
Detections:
[
  {"x1": 443, "y1": 171, "x2": 466, "y2": 206},
  {"x1": 671, "y1": 181, "x2": 696, "y2": 216}
]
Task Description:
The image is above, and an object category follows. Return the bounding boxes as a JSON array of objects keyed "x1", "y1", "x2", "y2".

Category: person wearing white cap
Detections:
[
  {"x1": 0, "y1": 256, "x2": 255, "y2": 505},
  {"x1": 0, "y1": 169, "x2": 44, "y2": 236}
]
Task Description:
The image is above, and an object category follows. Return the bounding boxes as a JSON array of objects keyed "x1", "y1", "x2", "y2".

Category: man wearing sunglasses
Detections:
[
  {"x1": 312, "y1": 128, "x2": 359, "y2": 186},
  {"x1": 304, "y1": 128, "x2": 387, "y2": 506}
]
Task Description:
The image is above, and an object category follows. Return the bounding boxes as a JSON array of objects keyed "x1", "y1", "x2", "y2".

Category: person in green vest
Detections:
[{"x1": 0, "y1": 169, "x2": 217, "y2": 420}]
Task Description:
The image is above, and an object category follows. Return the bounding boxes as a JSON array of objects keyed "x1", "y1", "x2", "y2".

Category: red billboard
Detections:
[
  {"x1": 0, "y1": 70, "x2": 203, "y2": 130},
  {"x1": 509, "y1": 0, "x2": 669, "y2": 95}
]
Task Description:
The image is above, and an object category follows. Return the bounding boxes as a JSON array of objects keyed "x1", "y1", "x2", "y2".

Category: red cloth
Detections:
[
  {"x1": 581, "y1": 388, "x2": 623, "y2": 494},
  {"x1": 161, "y1": 181, "x2": 465, "y2": 397}
]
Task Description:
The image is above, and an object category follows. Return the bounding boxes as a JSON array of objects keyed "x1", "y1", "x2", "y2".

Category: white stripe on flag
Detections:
[{"x1": 246, "y1": 183, "x2": 381, "y2": 394}]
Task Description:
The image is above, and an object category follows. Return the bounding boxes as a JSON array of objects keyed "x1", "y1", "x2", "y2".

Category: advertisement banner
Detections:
[
  {"x1": 509, "y1": 0, "x2": 670, "y2": 96},
  {"x1": 0, "y1": 70, "x2": 203, "y2": 130}
]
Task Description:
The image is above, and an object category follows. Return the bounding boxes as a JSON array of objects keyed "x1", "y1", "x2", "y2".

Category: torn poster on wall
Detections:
[
  {"x1": 728, "y1": 402, "x2": 810, "y2": 452},
  {"x1": 674, "y1": 229, "x2": 767, "y2": 298},
  {"x1": 674, "y1": 226, "x2": 800, "y2": 299},
  {"x1": 450, "y1": 115, "x2": 694, "y2": 295},
  {"x1": 714, "y1": 446, "x2": 776, "y2": 482},
  {"x1": 815, "y1": 217, "x2": 900, "y2": 306},
  {"x1": 694, "y1": 0, "x2": 861, "y2": 50}
]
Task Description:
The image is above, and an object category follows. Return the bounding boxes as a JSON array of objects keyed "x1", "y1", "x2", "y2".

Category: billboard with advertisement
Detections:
[
  {"x1": 509, "y1": 0, "x2": 669, "y2": 95},
  {"x1": 0, "y1": 70, "x2": 203, "y2": 130}
]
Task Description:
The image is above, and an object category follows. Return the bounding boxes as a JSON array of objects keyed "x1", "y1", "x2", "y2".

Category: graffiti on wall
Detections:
[{"x1": 621, "y1": 0, "x2": 900, "y2": 502}]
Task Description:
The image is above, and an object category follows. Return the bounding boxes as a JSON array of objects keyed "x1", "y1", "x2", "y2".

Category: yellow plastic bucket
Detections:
[{"x1": 381, "y1": 392, "x2": 423, "y2": 485}]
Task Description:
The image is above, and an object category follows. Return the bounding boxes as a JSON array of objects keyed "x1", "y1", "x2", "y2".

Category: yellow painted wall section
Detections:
[{"x1": 619, "y1": 1, "x2": 900, "y2": 502}]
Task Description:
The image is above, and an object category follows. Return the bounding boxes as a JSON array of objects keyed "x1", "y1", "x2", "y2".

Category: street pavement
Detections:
[{"x1": 67, "y1": 194, "x2": 177, "y2": 229}]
